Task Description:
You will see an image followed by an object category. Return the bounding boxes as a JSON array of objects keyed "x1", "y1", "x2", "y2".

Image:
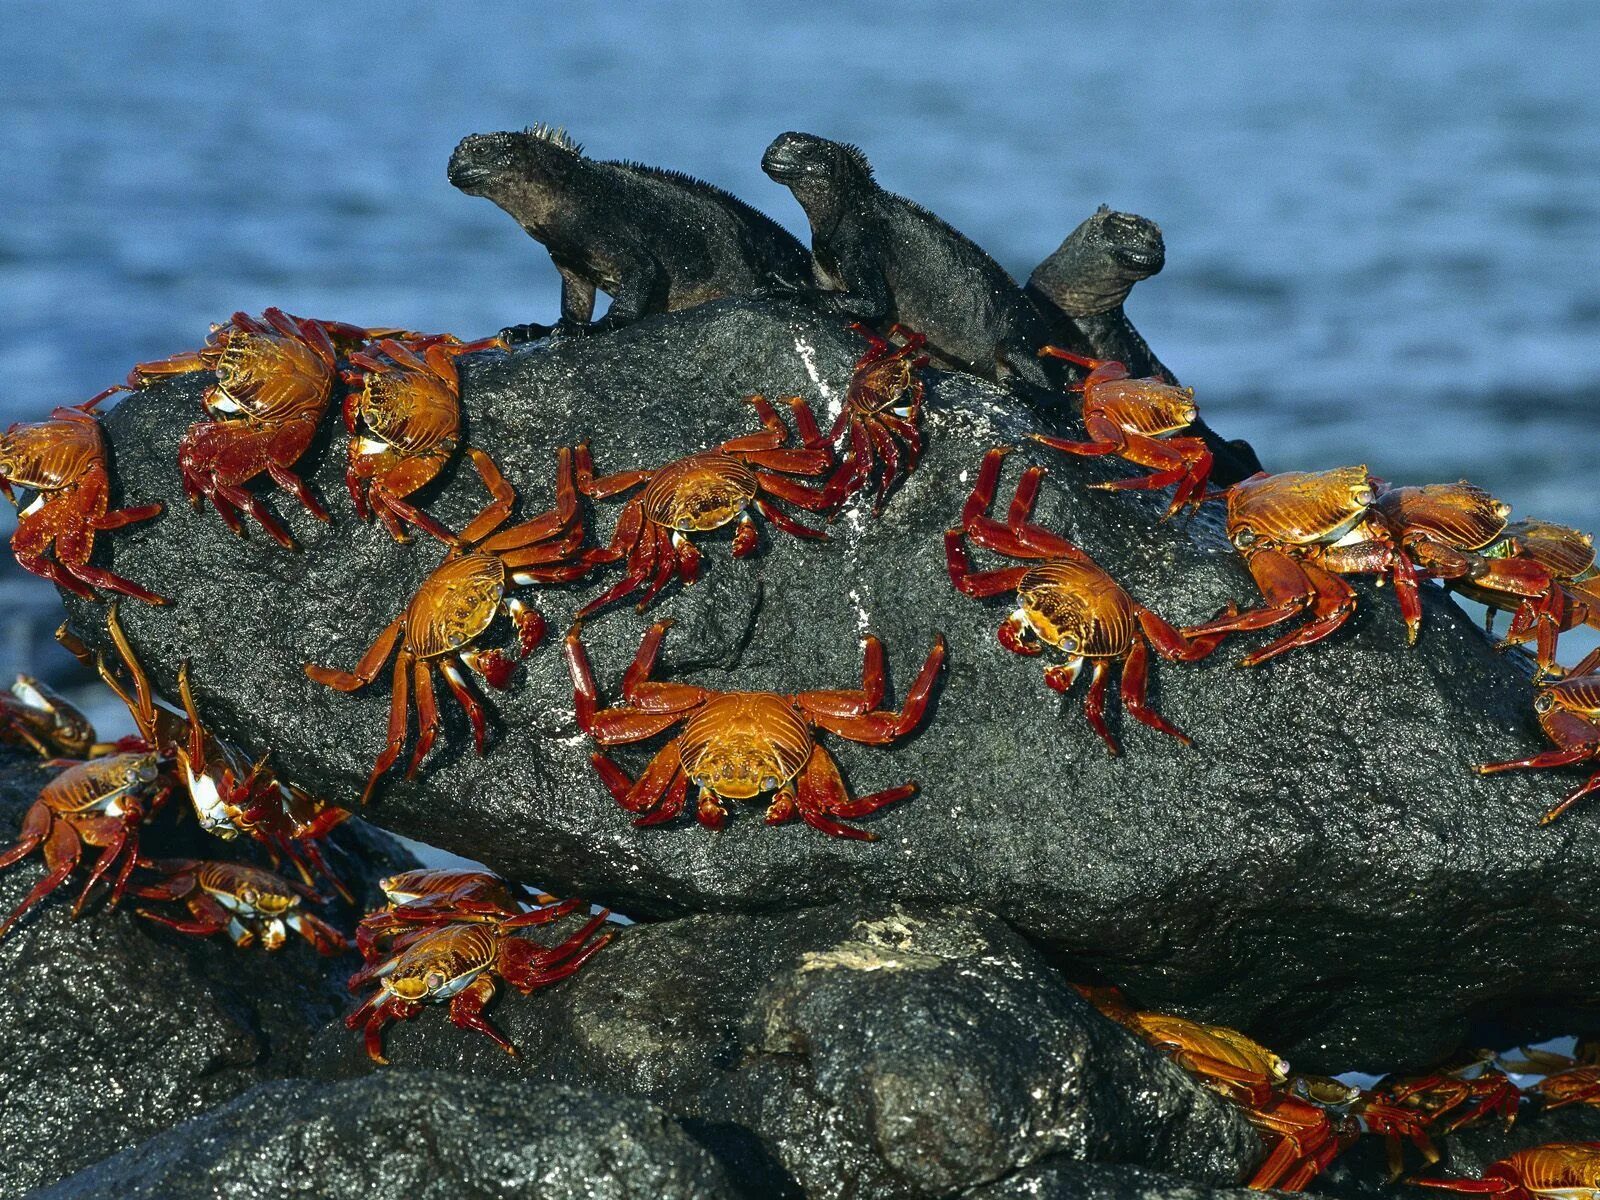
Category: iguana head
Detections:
[
  {"x1": 761, "y1": 132, "x2": 873, "y2": 215},
  {"x1": 1029, "y1": 206, "x2": 1166, "y2": 316},
  {"x1": 448, "y1": 125, "x2": 584, "y2": 197}
]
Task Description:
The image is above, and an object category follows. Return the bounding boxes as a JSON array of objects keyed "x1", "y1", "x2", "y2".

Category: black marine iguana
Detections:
[
  {"x1": 449, "y1": 125, "x2": 812, "y2": 342},
  {"x1": 1029, "y1": 206, "x2": 1263, "y2": 482},
  {"x1": 760, "y1": 131, "x2": 1063, "y2": 394}
]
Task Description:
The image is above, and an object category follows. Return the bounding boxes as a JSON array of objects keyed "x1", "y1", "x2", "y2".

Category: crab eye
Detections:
[
  {"x1": 425, "y1": 971, "x2": 446, "y2": 991},
  {"x1": 1060, "y1": 636, "x2": 1080, "y2": 653},
  {"x1": 761, "y1": 777, "x2": 778, "y2": 792},
  {"x1": 1535, "y1": 692, "x2": 1556, "y2": 714},
  {"x1": 240, "y1": 888, "x2": 258, "y2": 905},
  {"x1": 1233, "y1": 528, "x2": 1256, "y2": 548}
]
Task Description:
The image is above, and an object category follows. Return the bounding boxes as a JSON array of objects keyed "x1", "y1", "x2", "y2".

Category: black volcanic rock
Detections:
[
  {"x1": 967, "y1": 1162, "x2": 1271, "y2": 1199},
  {"x1": 0, "y1": 747, "x2": 417, "y2": 1197},
  {"x1": 57, "y1": 297, "x2": 1600, "y2": 1073},
  {"x1": 40, "y1": 1073, "x2": 737, "y2": 1200},
  {"x1": 308, "y1": 901, "x2": 1263, "y2": 1198}
]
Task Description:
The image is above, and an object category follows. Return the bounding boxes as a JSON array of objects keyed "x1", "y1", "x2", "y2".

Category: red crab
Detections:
[
  {"x1": 341, "y1": 334, "x2": 508, "y2": 543},
  {"x1": 0, "y1": 394, "x2": 165, "y2": 603},
  {"x1": 132, "y1": 858, "x2": 347, "y2": 954},
  {"x1": 565, "y1": 619, "x2": 945, "y2": 839},
  {"x1": 1477, "y1": 645, "x2": 1600, "y2": 823},
  {"x1": 347, "y1": 907, "x2": 613, "y2": 1062},
  {"x1": 306, "y1": 449, "x2": 610, "y2": 801},
  {"x1": 573, "y1": 394, "x2": 834, "y2": 618},
  {"x1": 1032, "y1": 347, "x2": 1215, "y2": 518},
  {"x1": 1180, "y1": 466, "x2": 1401, "y2": 666},
  {"x1": 1413, "y1": 1143, "x2": 1600, "y2": 1199},
  {"x1": 945, "y1": 447, "x2": 1226, "y2": 754},
  {"x1": 823, "y1": 323, "x2": 929, "y2": 513},
  {"x1": 353, "y1": 867, "x2": 568, "y2": 960},
  {"x1": 1, "y1": 675, "x2": 99, "y2": 760},
  {"x1": 130, "y1": 308, "x2": 342, "y2": 549}
]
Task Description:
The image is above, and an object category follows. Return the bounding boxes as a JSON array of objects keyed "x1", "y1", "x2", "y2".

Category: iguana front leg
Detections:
[{"x1": 500, "y1": 264, "x2": 598, "y2": 344}]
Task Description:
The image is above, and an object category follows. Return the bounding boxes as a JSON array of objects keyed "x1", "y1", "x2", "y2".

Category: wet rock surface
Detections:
[
  {"x1": 309, "y1": 900, "x2": 1262, "y2": 1198},
  {"x1": 58, "y1": 297, "x2": 1600, "y2": 1073},
  {"x1": 965, "y1": 1162, "x2": 1270, "y2": 1200},
  {"x1": 39, "y1": 1072, "x2": 737, "y2": 1200},
  {"x1": 0, "y1": 747, "x2": 415, "y2": 1198}
]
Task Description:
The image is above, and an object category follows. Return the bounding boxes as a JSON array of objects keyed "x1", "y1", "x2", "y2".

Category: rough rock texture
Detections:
[
  {"x1": 966, "y1": 1162, "x2": 1269, "y2": 1200},
  {"x1": 39, "y1": 1072, "x2": 736, "y2": 1200},
  {"x1": 60, "y1": 297, "x2": 1600, "y2": 1072},
  {"x1": 0, "y1": 747, "x2": 415, "y2": 1198},
  {"x1": 309, "y1": 901, "x2": 1263, "y2": 1198}
]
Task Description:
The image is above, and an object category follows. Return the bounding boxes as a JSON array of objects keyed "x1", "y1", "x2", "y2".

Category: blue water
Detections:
[{"x1": 3, "y1": 0, "x2": 1599, "y2": 686}]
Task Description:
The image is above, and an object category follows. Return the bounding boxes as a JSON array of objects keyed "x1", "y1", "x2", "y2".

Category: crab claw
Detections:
[{"x1": 998, "y1": 610, "x2": 1043, "y2": 656}]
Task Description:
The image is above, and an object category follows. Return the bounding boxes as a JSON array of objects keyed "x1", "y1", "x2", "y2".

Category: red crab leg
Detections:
[
  {"x1": 374, "y1": 492, "x2": 459, "y2": 547},
  {"x1": 823, "y1": 418, "x2": 872, "y2": 508},
  {"x1": 863, "y1": 416, "x2": 902, "y2": 513},
  {"x1": 793, "y1": 635, "x2": 886, "y2": 716},
  {"x1": 573, "y1": 443, "x2": 651, "y2": 499},
  {"x1": 620, "y1": 744, "x2": 684, "y2": 814},
  {"x1": 1408, "y1": 1181, "x2": 1518, "y2": 1195},
  {"x1": 447, "y1": 976, "x2": 516, "y2": 1056},
  {"x1": 360, "y1": 650, "x2": 413, "y2": 805},
  {"x1": 781, "y1": 395, "x2": 831, "y2": 451},
  {"x1": 1238, "y1": 558, "x2": 1358, "y2": 668},
  {"x1": 305, "y1": 615, "x2": 404, "y2": 691},
  {"x1": 0, "y1": 817, "x2": 80, "y2": 940},
  {"x1": 437, "y1": 659, "x2": 487, "y2": 754},
  {"x1": 742, "y1": 445, "x2": 834, "y2": 476},
  {"x1": 617, "y1": 622, "x2": 706, "y2": 711},
  {"x1": 1136, "y1": 606, "x2": 1229, "y2": 663},
  {"x1": 137, "y1": 891, "x2": 233, "y2": 939},
  {"x1": 634, "y1": 769, "x2": 689, "y2": 826},
  {"x1": 718, "y1": 394, "x2": 797, "y2": 454},
  {"x1": 264, "y1": 462, "x2": 329, "y2": 523},
  {"x1": 792, "y1": 744, "x2": 914, "y2": 840},
  {"x1": 1119, "y1": 641, "x2": 1191, "y2": 746},
  {"x1": 754, "y1": 496, "x2": 827, "y2": 541},
  {"x1": 453, "y1": 450, "x2": 519, "y2": 546},
  {"x1": 1540, "y1": 769, "x2": 1600, "y2": 825},
  {"x1": 575, "y1": 503, "x2": 655, "y2": 619},
  {"x1": 565, "y1": 626, "x2": 699, "y2": 742},
  {"x1": 70, "y1": 818, "x2": 137, "y2": 916},
  {"x1": 752, "y1": 470, "x2": 835, "y2": 513},
  {"x1": 497, "y1": 899, "x2": 583, "y2": 930},
  {"x1": 635, "y1": 525, "x2": 682, "y2": 611},
  {"x1": 1080, "y1": 660, "x2": 1118, "y2": 755},
  {"x1": 945, "y1": 528, "x2": 1033, "y2": 598},
  {"x1": 804, "y1": 635, "x2": 945, "y2": 742},
  {"x1": 406, "y1": 660, "x2": 440, "y2": 778},
  {"x1": 91, "y1": 501, "x2": 165, "y2": 531}
]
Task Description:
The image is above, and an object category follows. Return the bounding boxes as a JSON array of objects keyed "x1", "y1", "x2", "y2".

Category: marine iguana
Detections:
[
  {"x1": 760, "y1": 131, "x2": 1063, "y2": 394},
  {"x1": 449, "y1": 125, "x2": 812, "y2": 342},
  {"x1": 1029, "y1": 206, "x2": 1263, "y2": 482}
]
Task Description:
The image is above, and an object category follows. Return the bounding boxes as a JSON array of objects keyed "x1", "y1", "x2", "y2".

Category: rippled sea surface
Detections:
[{"x1": 3, "y1": 0, "x2": 1598, "y2": 687}]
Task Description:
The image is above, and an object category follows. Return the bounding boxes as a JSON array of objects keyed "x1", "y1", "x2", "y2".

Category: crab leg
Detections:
[
  {"x1": 793, "y1": 635, "x2": 886, "y2": 716},
  {"x1": 804, "y1": 635, "x2": 945, "y2": 742},
  {"x1": 633, "y1": 770, "x2": 689, "y2": 826},
  {"x1": 0, "y1": 817, "x2": 80, "y2": 939},
  {"x1": 1119, "y1": 641, "x2": 1191, "y2": 745},
  {"x1": 573, "y1": 443, "x2": 652, "y2": 499},
  {"x1": 305, "y1": 615, "x2": 405, "y2": 691},
  {"x1": 447, "y1": 976, "x2": 517, "y2": 1055},
  {"x1": 438, "y1": 658, "x2": 488, "y2": 752},
  {"x1": 452, "y1": 450, "x2": 519, "y2": 545},
  {"x1": 70, "y1": 817, "x2": 138, "y2": 915},
  {"x1": 360, "y1": 650, "x2": 413, "y2": 804},
  {"x1": 1080, "y1": 660, "x2": 1117, "y2": 754},
  {"x1": 754, "y1": 495, "x2": 826, "y2": 541},
  {"x1": 406, "y1": 660, "x2": 441, "y2": 778},
  {"x1": 791, "y1": 744, "x2": 913, "y2": 840},
  {"x1": 944, "y1": 529, "x2": 1033, "y2": 598}
]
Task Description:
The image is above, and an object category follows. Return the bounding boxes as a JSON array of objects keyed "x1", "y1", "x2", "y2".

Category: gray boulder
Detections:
[
  {"x1": 0, "y1": 747, "x2": 416, "y2": 1197},
  {"x1": 308, "y1": 901, "x2": 1264, "y2": 1198},
  {"x1": 58, "y1": 297, "x2": 1596, "y2": 1073},
  {"x1": 38, "y1": 1073, "x2": 737, "y2": 1200}
]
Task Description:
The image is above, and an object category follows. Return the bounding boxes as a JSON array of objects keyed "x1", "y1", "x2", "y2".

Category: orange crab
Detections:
[
  {"x1": 823, "y1": 323, "x2": 929, "y2": 513},
  {"x1": 353, "y1": 868, "x2": 567, "y2": 960},
  {"x1": 565, "y1": 619, "x2": 945, "y2": 839},
  {"x1": 1031, "y1": 346, "x2": 1215, "y2": 518},
  {"x1": 1, "y1": 675, "x2": 98, "y2": 760},
  {"x1": 1113, "y1": 1010, "x2": 1354, "y2": 1191},
  {"x1": 573, "y1": 394, "x2": 834, "y2": 618},
  {"x1": 306, "y1": 448, "x2": 609, "y2": 802},
  {"x1": 347, "y1": 907, "x2": 613, "y2": 1063},
  {"x1": 341, "y1": 334, "x2": 508, "y2": 543},
  {"x1": 1465, "y1": 517, "x2": 1600, "y2": 675},
  {"x1": 1181, "y1": 466, "x2": 1402, "y2": 666},
  {"x1": 1477, "y1": 645, "x2": 1600, "y2": 823},
  {"x1": 1413, "y1": 1143, "x2": 1600, "y2": 1199},
  {"x1": 945, "y1": 447, "x2": 1226, "y2": 754},
  {"x1": 129, "y1": 308, "x2": 343, "y2": 548},
  {"x1": 1371, "y1": 483, "x2": 1584, "y2": 677},
  {"x1": 0, "y1": 395, "x2": 165, "y2": 603},
  {"x1": 131, "y1": 858, "x2": 347, "y2": 954},
  {"x1": 1286, "y1": 1074, "x2": 1442, "y2": 1182}
]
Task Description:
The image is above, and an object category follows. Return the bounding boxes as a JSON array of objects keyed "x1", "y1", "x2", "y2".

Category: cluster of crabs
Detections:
[{"x1": 5, "y1": 299, "x2": 1600, "y2": 1196}]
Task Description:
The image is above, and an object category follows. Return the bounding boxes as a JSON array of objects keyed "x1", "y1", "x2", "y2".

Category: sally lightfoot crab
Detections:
[
  {"x1": 306, "y1": 448, "x2": 610, "y2": 801},
  {"x1": 1, "y1": 674, "x2": 98, "y2": 760},
  {"x1": 573, "y1": 393, "x2": 834, "y2": 618},
  {"x1": 824, "y1": 323, "x2": 929, "y2": 513},
  {"x1": 354, "y1": 867, "x2": 568, "y2": 961},
  {"x1": 347, "y1": 907, "x2": 613, "y2": 1063},
  {"x1": 130, "y1": 308, "x2": 343, "y2": 549},
  {"x1": 132, "y1": 858, "x2": 347, "y2": 954},
  {"x1": 946, "y1": 447, "x2": 1225, "y2": 754},
  {"x1": 1031, "y1": 347, "x2": 1215, "y2": 518},
  {"x1": 0, "y1": 394, "x2": 165, "y2": 603},
  {"x1": 566, "y1": 619, "x2": 945, "y2": 839},
  {"x1": 1476, "y1": 645, "x2": 1600, "y2": 824},
  {"x1": 341, "y1": 334, "x2": 508, "y2": 543},
  {"x1": 1413, "y1": 1143, "x2": 1600, "y2": 1198}
]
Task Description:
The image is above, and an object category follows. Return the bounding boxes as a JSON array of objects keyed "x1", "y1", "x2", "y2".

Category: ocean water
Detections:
[{"x1": 3, "y1": 0, "x2": 1598, "y2": 687}]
